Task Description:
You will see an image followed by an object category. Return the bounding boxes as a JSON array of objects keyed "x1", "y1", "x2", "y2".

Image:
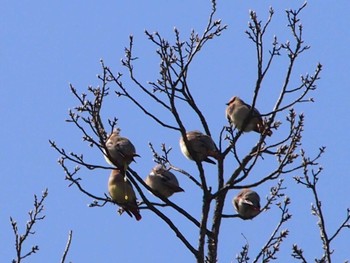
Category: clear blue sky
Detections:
[{"x1": 1, "y1": 1, "x2": 349, "y2": 262}]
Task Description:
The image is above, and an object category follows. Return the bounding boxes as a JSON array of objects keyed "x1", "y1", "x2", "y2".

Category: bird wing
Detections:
[
  {"x1": 242, "y1": 102, "x2": 261, "y2": 118},
  {"x1": 160, "y1": 173, "x2": 184, "y2": 192},
  {"x1": 242, "y1": 199, "x2": 254, "y2": 206}
]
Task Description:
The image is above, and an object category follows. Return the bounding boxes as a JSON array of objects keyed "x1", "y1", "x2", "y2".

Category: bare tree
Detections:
[{"x1": 50, "y1": 1, "x2": 349, "y2": 262}]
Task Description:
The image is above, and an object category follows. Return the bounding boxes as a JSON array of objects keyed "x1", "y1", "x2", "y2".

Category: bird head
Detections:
[{"x1": 226, "y1": 96, "x2": 237, "y2": 106}]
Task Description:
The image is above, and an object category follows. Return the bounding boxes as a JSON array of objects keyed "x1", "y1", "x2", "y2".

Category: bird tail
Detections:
[
  {"x1": 119, "y1": 206, "x2": 142, "y2": 221},
  {"x1": 131, "y1": 153, "x2": 141, "y2": 163},
  {"x1": 209, "y1": 149, "x2": 221, "y2": 160},
  {"x1": 130, "y1": 209, "x2": 142, "y2": 221},
  {"x1": 204, "y1": 157, "x2": 216, "y2": 164},
  {"x1": 173, "y1": 185, "x2": 185, "y2": 193}
]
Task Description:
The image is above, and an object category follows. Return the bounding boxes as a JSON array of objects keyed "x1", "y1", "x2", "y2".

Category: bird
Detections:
[
  {"x1": 104, "y1": 129, "x2": 139, "y2": 171},
  {"x1": 226, "y1": 96, "x2": 272, "y2": 136},
  {"x1": 145, "y1": 164, "x2": 184, "y2": 198},
  {"x1": 108, "y1": 169, "x2": 142, "y2": 221},
  {"x1": 233, "y1": 188, "x2": 261, "y2": 220},
  {"x1": 179, "y1": 130, "x2": 219, "y2": 164}
]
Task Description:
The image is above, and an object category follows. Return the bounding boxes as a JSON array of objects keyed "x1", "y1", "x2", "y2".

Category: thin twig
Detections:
[{"x1": 61, "y1": 230, "x2": 73, "y2": 263}]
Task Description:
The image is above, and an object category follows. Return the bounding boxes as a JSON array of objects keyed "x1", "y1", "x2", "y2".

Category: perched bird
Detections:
[
  {"x1": 179, "y1": 130, "x2": 219, "y2": 164},
  {"x1": 226, "y1": 96, "x2": 272, "y2": 136},
  {"x1": 104, "y1": 129, "x2": 139, "y2": 171},
  {"x1": 108, "y1": 169, "x2": 142, "y2": 221},
  {"x1": 145, "y1": 164, "x2": 184, "y2": 198},
  {"x1": 233, "y1": 188, "x2": 261, "y2": 220}
]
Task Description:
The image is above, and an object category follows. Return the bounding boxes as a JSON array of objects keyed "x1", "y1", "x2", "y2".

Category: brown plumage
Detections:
[
  {"x1": 104, "y1": 130, "x2": 139, "y2": 171},
  {"x1": 233, "y1": 188, "x2": 261, "y2": 220},
  {"x1": 108, "y1": 169, "x2": 142, "y2": 221},
  {"x1": 226, "y1": 96, "x2": 272, "y2": 136},
  {"x1": 179, "y1": 130, "x2": 219, "y2": 164},
  {"x1": 145, "y1": 164, "x2": 184, "y2": 198}
]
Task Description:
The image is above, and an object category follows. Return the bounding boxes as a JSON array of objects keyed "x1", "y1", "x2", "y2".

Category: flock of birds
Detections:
[{"x1": 104, "y1": 96, "x2": 272, "y2": 221}]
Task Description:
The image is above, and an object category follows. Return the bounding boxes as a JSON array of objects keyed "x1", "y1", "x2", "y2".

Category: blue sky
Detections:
[{"x1": 1, "y1": 1, "x2": 350, "y2": 262}]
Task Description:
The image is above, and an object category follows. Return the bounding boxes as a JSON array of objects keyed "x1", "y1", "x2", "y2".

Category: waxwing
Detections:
[
  {"x1": 179, "y1": 130, "x2": 219, "y2": 164},
  {"x1": 108, "y1": 169, "x2": 142, "y2": 221},
  {"x1": 145, "y1": 164, "x2": 184, "y2": 198},
  {"x1": 233, "y1": 188, "x2": 261, "y2": 220},
  {"x1": 226, "y1": 96, "x2": 272, "y2": 136},
  {"x1": 104, "y1": 129, "x2": 139, "y2": 171}
]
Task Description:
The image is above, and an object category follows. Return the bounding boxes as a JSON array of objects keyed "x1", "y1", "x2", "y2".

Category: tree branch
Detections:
[
  {"x1": 60, "y1": 230, "x2": 73, "y2": 263},
  {"x1": 10, "y1": 189, "x2": 48, "y2": 263}
]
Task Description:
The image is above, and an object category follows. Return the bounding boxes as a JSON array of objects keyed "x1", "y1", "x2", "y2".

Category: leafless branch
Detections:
[
  {"x1": 60, "y1": 230, "x2": 73, "y2": 263},
  {"x1": 294, "y1": 147, "x2": 350, "y2": 262},
  {"x1": 10, "y1": 189, "x2": 48, "y2": 263},
  {"x1": 291, "y1": 244, "x2": 308, "y2": 263},
  {"x1": 253, "y1": 196, "x2": 291, "y2": 262}
]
